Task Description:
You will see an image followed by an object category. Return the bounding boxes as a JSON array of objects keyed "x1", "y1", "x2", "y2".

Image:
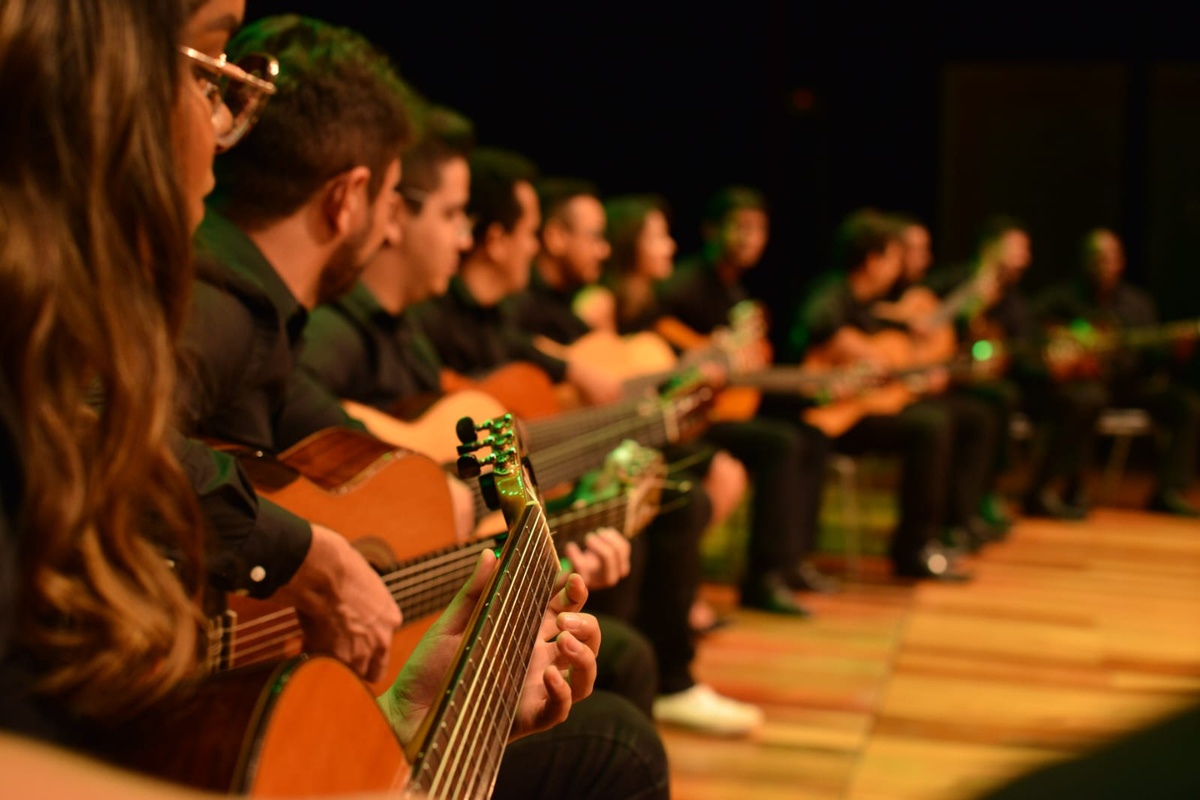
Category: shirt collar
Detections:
[
  {"x1": 338, "y1": 280, "x2": 401, "y2": 331},
  {"x1": 195, "y1": 208, "x2": 307, "y2": 337}
]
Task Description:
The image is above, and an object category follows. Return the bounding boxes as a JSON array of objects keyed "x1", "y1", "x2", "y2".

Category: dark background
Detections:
[{"x1": 246, "y1": 0, "x2": 1200, "y2": 377}]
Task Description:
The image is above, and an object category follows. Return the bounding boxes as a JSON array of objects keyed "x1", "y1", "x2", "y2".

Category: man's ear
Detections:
[
  {"x1": 541, "y1": 217, "x2": 567, "y2": 257},
  {"x1": 483, "y1": 222, "x2": 509, "y2": 264},
  {"x1": 322, "y1": 165, "x2": 373, "y2": 237},
  {"x1": 383, "y1": 199, "x2": 410, "y2": 248}
]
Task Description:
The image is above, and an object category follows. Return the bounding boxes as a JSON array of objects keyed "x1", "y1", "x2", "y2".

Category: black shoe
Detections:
[
  {"x1": 740, "y1": 573, "x2": 813, "y2": 616},
  {"x1": 965, "y1": 516, "x2": 1005, "y2": 548},
  {"x1": 1147, "y1": 490, "x2": 1200, "y2": 518},
  {"x1": 893, "y1": 544, "x2": 973, "y2": 582},
  {"x1": 1023, "y1": 488, "x2": 1088, "y2": 520},
  {"x1": 784, "y1": 561, "x2": 841, "y2": 594},
  {"x1": 979, "y1": 493, "x2": 1014, "y2": 535},
  {"x1": 940, "y1": 526, "x2": 977, "y2": 555}
]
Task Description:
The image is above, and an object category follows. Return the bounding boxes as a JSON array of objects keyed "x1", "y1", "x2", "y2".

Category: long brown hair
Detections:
[
  {"x1": 603, "y1": 194, "x2": 669, "y2": 328},
  {"x1": 0, "y1": 0, "x2": 205, "y2": 717}
]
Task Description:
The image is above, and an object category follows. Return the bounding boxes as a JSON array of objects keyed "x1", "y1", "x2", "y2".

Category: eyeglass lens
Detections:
[{"x1": 215, "y1": 53, "x2": 275, "y2": 151}]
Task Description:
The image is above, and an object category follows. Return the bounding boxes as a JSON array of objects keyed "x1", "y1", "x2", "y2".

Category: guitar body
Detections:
[
  {"x1": 226, "y1": 428, "x2": 459, "y2": 692},
  {"x1": 109, "y1": 656, "x2": 410, "y2": 796},
  {"x1": 440, "y1": 362, "x2": 561, "y2": 419},
  {"x1": 800, "y1": 328, "x2": 919, "y2": 437},
  {"x1": 344, "y1": 390, "x2": 509, "y2": 464},
  {"x1": 888, "y1": 286, "x2": 958, "y2": 364},
  {"x1": 566, "y1": 330, "x2": 679, "y2": 381}
]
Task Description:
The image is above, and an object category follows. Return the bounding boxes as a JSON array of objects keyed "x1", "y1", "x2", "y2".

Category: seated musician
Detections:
[
  {"x1": 577, "y1": 193, "x2": 841, "y2": 606},
  {"x1": 405, "y1": 150, "x2": 620, "y2": 406},
  {"x1": 171, "y1": 16, "x2": 665, "y2": 797},
  {"x1": 399, "y1": 153, "x2": 760, "y2": 735},
  {"x1": 930, "y1": 217, "x2": 1101, "y2": 520},
  {"x1": 1, "y1": 5, "x2": 668, "y2": 800},
  {"x1": 1032, "y1": 229, "x2": 1199, "y2": 517},
  {"x1": 783, "y1": 209, "x2": 1001, "y2": 579},
  {"x1": 877, "y1": 215, "x2": 1016, "y2": 533}
]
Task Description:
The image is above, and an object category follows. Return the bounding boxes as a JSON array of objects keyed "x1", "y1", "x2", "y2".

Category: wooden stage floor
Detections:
[{"x1": 666, "y1": 504, "x2": 1200, "y2": 799}]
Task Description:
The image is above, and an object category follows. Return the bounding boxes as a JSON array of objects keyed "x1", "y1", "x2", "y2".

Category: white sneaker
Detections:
[{"x1": 652, "y1": 684, "x2": 764, "y2": 736}]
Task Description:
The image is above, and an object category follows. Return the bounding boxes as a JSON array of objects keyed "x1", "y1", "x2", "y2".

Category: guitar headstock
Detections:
[
  {"x1": 656, "y1": 370, "x2": 715, "y2": 443},
  {"x1": 456, "y1": 414, "x2": 538, "y2": 524}
]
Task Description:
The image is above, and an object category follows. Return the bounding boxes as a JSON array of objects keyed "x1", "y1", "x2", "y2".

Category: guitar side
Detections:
[{"x1": 108, "y1": 656, "x2": 410, "y2": 796}]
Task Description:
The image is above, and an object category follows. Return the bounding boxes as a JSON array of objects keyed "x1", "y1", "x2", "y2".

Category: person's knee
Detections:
[{"x1": 704, "y1": 451, "x2": 748, "y2": 528}]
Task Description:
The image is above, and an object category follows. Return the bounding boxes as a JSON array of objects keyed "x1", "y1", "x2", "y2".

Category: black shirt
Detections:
[
  {"x1": 298, "y1": 281, "x2": 443, "y2": 413},
  {"x1": 783, "y1": 273, "x2": 890, "y2": 362},
  {"x1": 409, "y1": 276, "x2": 569, "y2": 382},
  {"x1": 656, "y1": 254, "x2": 749, "y2": 337},
  {"x1": 179, "y1": 209, "x2": 364, "y2": 453},
  {"x1": 178, "y1": 209, "x2": 380, "y2": 595},
  {"x1": 506, "y1": 270, "x2": 591, "y2": 346},
  {"x1": 1034, "y1": 279, "x2": 1161, "y2": 380}
]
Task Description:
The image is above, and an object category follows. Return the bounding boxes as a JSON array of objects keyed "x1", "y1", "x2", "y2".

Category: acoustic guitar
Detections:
[
  {"x1": 216, "y1": 430, "x2": 665, "y2": 689},
  {"x1": 113, "y1": 417, "x2": 566, "y2": 798}
]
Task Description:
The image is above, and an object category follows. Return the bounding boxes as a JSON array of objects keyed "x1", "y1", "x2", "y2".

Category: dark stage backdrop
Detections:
[{"x1": 241, "y1": 1, "x2": 1200, "y2": 364}]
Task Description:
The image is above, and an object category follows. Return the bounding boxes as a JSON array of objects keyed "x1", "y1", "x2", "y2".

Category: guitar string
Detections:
[
  {"x1": 216, "y1": 487, "x2": 653, "y2": 661},
  {"x1": 431, "y1": 506, "x2": 556, "y2": 799}
]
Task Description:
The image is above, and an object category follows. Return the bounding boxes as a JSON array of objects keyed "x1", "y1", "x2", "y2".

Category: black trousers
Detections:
[
  {"x1": 925, "y1": 392, "x2": 1002, "y2": 526},
  {"x1": 495, "y1": 690, "x2": 670, "y2": 800},
  {"x1": 956, "y1": 379, "x2": 1022, "y2": 484},
  {"x1": 704, "y1": 418, "x2": 830, "y2": 587},
  {"x1": 1022, "y1": 377, "x2": 1107, "y2": 493},
  {"x1": 587, "y1": 473, "x2": 710, "y2": 695},
  {"x1": 592, "y1": 614, "x2": 658, "y2": 719},
  {"x1": 834, "y1": 400, "x2": 953, "y2": 563}
]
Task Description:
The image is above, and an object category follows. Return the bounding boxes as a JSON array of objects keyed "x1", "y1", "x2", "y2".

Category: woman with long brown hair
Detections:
[{"x1": 0, "y1": 0, "x2": 211, "y2": 740}]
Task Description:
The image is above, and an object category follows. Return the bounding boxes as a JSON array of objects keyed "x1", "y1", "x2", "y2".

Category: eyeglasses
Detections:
[{"x1": 178, "y1": 46, "x2": 279, "y2": 153}]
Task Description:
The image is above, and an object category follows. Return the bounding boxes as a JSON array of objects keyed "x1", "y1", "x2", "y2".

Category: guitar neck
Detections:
[
  {"x1": 407, "y1": 501, "x2": 560, "y2": 800},
  {"x1": 211, "y1": 534, "x2": 504, "y2": 674},
  {"x1": 1117, "y1": 318, "x2": 1200, "y2": 349}
]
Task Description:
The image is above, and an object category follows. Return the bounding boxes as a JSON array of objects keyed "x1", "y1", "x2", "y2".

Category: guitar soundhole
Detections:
[{"x1": 354, "y1": 537, "x2": 400, "y2": 572}]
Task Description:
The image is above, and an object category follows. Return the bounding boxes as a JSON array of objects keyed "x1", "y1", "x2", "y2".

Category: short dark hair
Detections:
[
  {"x1": 466, "y1": 147, "x2": 539, "y2": 246},
  {"x1": 211, "y1": 16, "x2": 416, "y2": 229},
  {"x1": 975, "y1": 215, "x2": 1028, "y2": 253},
  {"x1": 889, "y1": 212, "x2": 926, "y2": 232},
  {"x1": 702, "y1": 186, "x2": 769, "y2": 227},
  {"x1": 832, "y1": 208, "x2": 902, "y2": 272},
  {"x1": 604, "y1": 194, "x2": 670, "y2": 277},
  {"x1": 400, "y1": 106, "x2": 476, "y2": 206},
  {"x1": 536, "y1": 177, "x2": 600, "y2": 230}
]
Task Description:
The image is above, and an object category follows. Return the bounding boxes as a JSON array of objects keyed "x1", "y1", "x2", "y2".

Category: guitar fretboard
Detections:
[{"x1": 408, "y1": 502, "x2": 560, "y2": 800}]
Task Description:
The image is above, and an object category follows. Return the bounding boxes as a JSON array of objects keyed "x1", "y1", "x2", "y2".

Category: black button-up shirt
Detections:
[
  {"x1": 298, "y1": 281, "x2": 443, "y2": 413},
  {"x1": 179, "y1": 210, "x2": 362, "y2": 453},
  {"x1": 657, "y1": 254, "x2": 750, "y2": 337},
  {"x1": 409, "y1": 276, "x2": 569, "y2": 382},
  {"x1": 1033, "y1": 279, "x2": 1162, "y2": 380},
  {"x1": 177, "y1": 209, "x2": 371, "y2": 596},
  {"x1": 783, "y1": 273, "x2": 892, "y2": 362},
  {"x1": 505, "y1": 271, "x2": 591, "y2": 346}
]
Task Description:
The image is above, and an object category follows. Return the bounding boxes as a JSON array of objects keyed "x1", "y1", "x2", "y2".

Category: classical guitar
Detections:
[
  {"x1": 1040, "y1": 317, "x2": 1200, "y2": 380},
  {"x1": 209, "y1": 440, "x2": 665, "y2": 682},
  {"x1": 114, "y1": 417, "x2": 565, "y2": 799}
]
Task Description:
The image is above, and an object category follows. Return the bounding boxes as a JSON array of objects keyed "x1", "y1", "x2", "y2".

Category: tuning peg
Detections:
[
  {"x1": 456, "y1": 416, "x2": 479, "y2": 444},
  {"x1": 457, "y1": 454, "x2": 482, "y2": 479}
]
